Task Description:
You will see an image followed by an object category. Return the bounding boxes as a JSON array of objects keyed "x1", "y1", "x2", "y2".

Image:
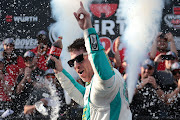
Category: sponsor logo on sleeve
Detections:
[{"x1": 90, "y1": 34, "x2": 98, "y2": 51}]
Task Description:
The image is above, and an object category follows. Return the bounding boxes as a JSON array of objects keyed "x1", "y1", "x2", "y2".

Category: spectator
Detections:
[
  {"x1": 114, "y1": 36, "x2": 126, "y2": 74},
  {"x1": 23, "y1": 69, "x2": 70, "y2": 120},
  {"x1": 153, "y1": 51, "x2": 178, "y2": 91},
  {"x1": 31, "y1": 30, "x2": 50, "y2": 72},
  {"x1": 14, "y1": 51, "x2": 44, "y2": 115},
  {"x1": 51, "y1": 2, "x2": 132, "y2": 120},
  {"x1": 130, "y1": 59, "x2": 165, "y2": 119},
  {"x1": 149, "y1": 32, "x2": 178, "y2": 70},
  {"x1": 163, "y1": 62, "x2": 180, "y2": 118},
  {"x1": 3, "y1": 38, "x2": 25, "y2": 83}
]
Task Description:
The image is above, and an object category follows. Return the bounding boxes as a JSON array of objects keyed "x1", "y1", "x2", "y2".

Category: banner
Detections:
[{"x1": 0, "y1": 0, "x2": 179, "y2": 52}]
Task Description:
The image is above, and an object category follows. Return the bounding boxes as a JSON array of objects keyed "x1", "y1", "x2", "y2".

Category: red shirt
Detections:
[
  {"x1": 0, "y1": 78, "x2": 11, "y2": 101},
  {"x1": 31, "y1": 47, "x2": 50, "y2": 71},
  {"x1": 155, "y1": 51, "x2": 166, "y2": 70},
  {"x1": 118, "y1": 48, "x2": 126, "y2": 74}
]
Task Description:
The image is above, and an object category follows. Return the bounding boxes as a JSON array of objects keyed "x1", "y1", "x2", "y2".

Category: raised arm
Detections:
[{"x1": 74, "y1": 2, "x2": 114, "y2": 82}]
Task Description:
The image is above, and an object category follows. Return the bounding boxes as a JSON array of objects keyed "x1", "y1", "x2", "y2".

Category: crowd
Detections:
[
  {"x1": 0, "y1": 31, "x2": 83, "y2": 120},
  {"x1": 0, "y1": 2, "x2": 180, "y2": 120},
  {"x1": 113, "y1": 31, "x2": 180, "y2": 119}
]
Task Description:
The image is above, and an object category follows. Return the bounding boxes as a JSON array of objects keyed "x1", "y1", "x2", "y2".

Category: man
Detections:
[
  {"x1": 154, "y1": 51, "x2": 178, "y2": 91},
  {"x1": 149, "y1": 32, "x2": 177, "y2": 70},
  {"x1": 31, "y1": 30, "x2": 50, "y2": 71},
  {"x1": 50, "y1": 2, "x2": 132, "y2": 120},
  {"x1": 130, "y1": 59, "x2": 166, "y2": 119},
  {"x1": 23, "y1": 69, "x2": 70, "y2": 120},
  {"x1": 14, "y1": 51, "x2": 44, "y2": 115}
]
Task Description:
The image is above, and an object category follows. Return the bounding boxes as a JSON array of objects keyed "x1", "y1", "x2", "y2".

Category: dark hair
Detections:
[{"x1": 68, "y1": 38, "x2": 86, "y2": 52}]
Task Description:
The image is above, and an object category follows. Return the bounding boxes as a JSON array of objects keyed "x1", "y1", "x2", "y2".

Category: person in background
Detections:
[
  {"x1": 149, "y1": 32, "x2": 178, "y2": 70},
  {"x1": 3, "y1": 38, "x2": 25, "y2": 83},
  {"x1": 114, "y1": 36, "x2": 126, "y2": 74},
  {"x1": 23, "y1": 69, "x2": 71, "y2": 120},
  {"x1": 14, "y1": 51, "x2": 44, "y2": 115},
  {"x1": 153, "y1": 51, "x2": 179, "y2": 91},
  {"x1": 31, "y1": 30, "x2": 50, "y2": 72},
  {"x1": 51, "y1": 2, "x2": 132, "y2": 120},
  {"x1": 130, "y1": 59, "x2": 165, "y2": 119}
]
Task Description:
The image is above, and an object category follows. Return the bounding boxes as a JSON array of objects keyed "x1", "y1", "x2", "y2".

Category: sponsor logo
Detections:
[
  {"x1": 90, "y1": 4, "x2": 118, "y2": 18},
  {"x1": 90, "y1": 34, "x2": 98, "y2": 51},
  {"x1": 5, "y1": 15, "x2": 38, "y2": 22},
  {"x1": 6, "y1": 15, "x2": 13, "y2": 22},
  {"x1": 15, "y1": 38, "x2": 38, "y2": 49},
  {"x1": 174, "y1": 6, "x2": 180, "y2": 15},
  {"x1": 164, "y1": 6, "x2": 180, "y2": 29}
]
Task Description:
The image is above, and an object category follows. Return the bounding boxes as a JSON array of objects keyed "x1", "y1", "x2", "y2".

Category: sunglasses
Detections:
[
  {"x1": 172, "y1": 70, "x2": 180, "y2": 75},
  {"x1": 46, "y1": 74, "x2": 55, "y2": 79},
  {"x1": 67, "y1": 53, "x2": 88, "y2": 67},
  {"x1": 24, "y1": 57, "x2": 33, "y2": 62}
]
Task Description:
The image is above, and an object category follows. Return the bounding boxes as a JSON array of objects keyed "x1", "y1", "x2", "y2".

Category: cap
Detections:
[
  {"x1": 3, "y1": 38, "x2": 14, "y2": 45},
  {"x1": 171, "y1": 62, "x2": 180, "y2": 71},
  {"x1": 24, "y1": 51, "x2": 35, "y2": 58},
  {"x1": 37, "y1": 30, "x2": 47, "y2": 37},
  {"x1": 142, "y1": 59, "x2": 155, "y2": 68},
  {"x1": 45, "y1": 69, "x2": 55, "y2": 76},
  {"x1": 166, "y1": 51, "x2": 178, "y2": 59}
]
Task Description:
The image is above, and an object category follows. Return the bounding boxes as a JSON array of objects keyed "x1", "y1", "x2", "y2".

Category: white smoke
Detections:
[
  {"x1": 50, "y1": 0, "x2": 91, "y2": 80},
  {"x1": 119, "y1": 0, "x2": 164, "y2": 103}
]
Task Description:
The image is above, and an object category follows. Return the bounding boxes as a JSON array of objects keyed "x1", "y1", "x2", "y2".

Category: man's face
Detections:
[
  {"x1": 165, "y1": 59, "x2": 177, "y2": 70},
  {"x1": 3, "y1": 44, "x2": 14, "y2": 55},
  {"x1": 70, "y1": 49, "x2": 93, "y2": 82},
  {"x1": 141, "y1": 65, "x2": 154, "y2": 79},
  {"x1": 24, "y1": 57, "x2": 34, "y2": 68},
  {"x1": 157, "y1": 38, "x2": 168, "y2": 51}
]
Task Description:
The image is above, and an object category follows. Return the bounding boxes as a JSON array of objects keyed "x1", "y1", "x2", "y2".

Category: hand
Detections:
[
  {"x1": 24, "y1": 67, "x2": 32, "y2": 78},
  {"x1": 24, "y1": 105, "x2": 36, "y2": 114},
  {"x1": 139, "y1": 78, "x2": 149, "y2": 89},
  {"x1": 165, "y1": 32, "x2": 174, "y2": 42},
  {"x1": 154, "y1": 53, "x2": 165, "y2": 63},
  {"x1": 114, "y1": 36, "x2": 121, "y2": 51},
  {"x1": 148, "y1": 76, "x2": 158, "y2": 89},
  {"x1": 178, "y1": 79, "x2": 180, "y2": 89},
  {"x1": 49, "y1": 55, "x2": 63, "y2": 73},
  {"x1": 73, "y1": 1, "x2": 92, "y2": 30}
]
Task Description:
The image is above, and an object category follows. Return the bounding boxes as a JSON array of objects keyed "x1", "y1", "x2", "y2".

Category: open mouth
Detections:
[{"x1": 79, "y1": 70, "x2": 84, "y2": 75}]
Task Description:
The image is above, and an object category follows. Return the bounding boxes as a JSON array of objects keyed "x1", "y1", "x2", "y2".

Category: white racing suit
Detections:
[{"x1": 56, "y1": 28, "x2": 132, "y2": 120}]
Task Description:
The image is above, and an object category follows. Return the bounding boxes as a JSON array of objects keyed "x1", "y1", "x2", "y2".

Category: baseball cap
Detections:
[
  {"x1": 3, "y1": 38, "x2": 14, "y2": 45},
  {"x1": 166, "y1": 51, "x2": 178, "y2": 59},
  {"x1": 24, "y1": 51, "x2": 35, "y2": 58},
  {"x1": 171, "y1": 62, "x2": 180, "y2": 71},
  {"x1": 142, "y1": 59, "x2": 155, "y2": 69},
  {"x1": 37, "y1": 30, "x2": 47, "y2": 37},
  {"x1": 45, "y1": 69, "x2": 55, "y2": 76}
]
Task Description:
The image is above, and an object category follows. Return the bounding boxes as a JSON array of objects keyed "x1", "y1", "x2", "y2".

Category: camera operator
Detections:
[{"x1": 149, "y1": 32, "x2": 178, "y2": 70}]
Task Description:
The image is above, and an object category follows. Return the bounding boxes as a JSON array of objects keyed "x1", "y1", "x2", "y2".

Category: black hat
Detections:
[
  {"x1": 37, "y1": 30, "x2": 47, "y2": 37},
  {"x1": 24, "y1": 51, "x2": 35, "y2": 58},
  {"x1": 142, "y1": 59, "x2": 155, "y2": 69}
]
